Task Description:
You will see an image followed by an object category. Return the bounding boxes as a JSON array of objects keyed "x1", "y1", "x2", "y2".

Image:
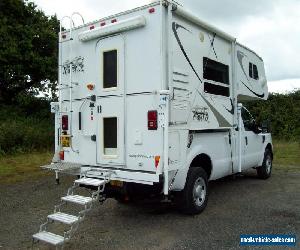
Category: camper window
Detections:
[
  {"x1": 204, "y1": 82, "x2": 230, "y2": 97},
  {"x1": 249, "y1": 63, "x2": 259, "y2": 80},
  {"x1": 103, "y1": 50, "x2": 118, "y2": 88},
  {"x1": 249, "y1": 63, "x2": 253, "y2": 78},
  {"x1": 203, "y1": 57, "x2": 229, "y2": 85},
  {"x1": 103, "y1": 117, "x2": 117, "y2": 155},
  {"x1": 253, "y1": 65, "x2": 259, "y2": 80}
]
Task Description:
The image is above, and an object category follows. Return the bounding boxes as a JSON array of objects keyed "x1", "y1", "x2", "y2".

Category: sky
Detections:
[{"x1": 33, "y1": 0, "x2": 300, "y2": 93}]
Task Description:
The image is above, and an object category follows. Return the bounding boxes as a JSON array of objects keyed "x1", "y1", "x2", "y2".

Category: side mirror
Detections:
[{"x1": 249, "y1": 119, "x2": 261, "y2": 134}]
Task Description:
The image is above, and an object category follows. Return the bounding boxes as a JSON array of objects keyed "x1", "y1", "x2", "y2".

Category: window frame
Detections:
[
  {"x1": 203, "y1": 57, "x2": 230, "y2": 85},
  {"x1": 102, "y1": 116, "x2": 118, "y2": 158},
  {"x1": 102, "y1": 49, "x2": 118, "y2": 90},
  {"x1": 249, "y1": 62, "x2": 259, "y2": 80}
]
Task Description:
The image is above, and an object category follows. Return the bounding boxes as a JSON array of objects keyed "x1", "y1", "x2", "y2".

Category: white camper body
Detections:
[
  {"x1": 50, "y1": 0, "x2": 272, "y2": 206},
  {"x1": 33, "y1": 1, "x2": 274, "y2": 246}
]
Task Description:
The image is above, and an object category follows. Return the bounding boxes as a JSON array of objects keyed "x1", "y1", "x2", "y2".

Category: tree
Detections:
[{"x1": 0, "y1": 0, "x2": 59, "y2": 103}]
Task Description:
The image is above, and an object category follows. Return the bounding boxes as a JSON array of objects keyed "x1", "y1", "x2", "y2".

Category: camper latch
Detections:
[{"x1": 97, "y1": 105, "x2": 102, "y2": 114}]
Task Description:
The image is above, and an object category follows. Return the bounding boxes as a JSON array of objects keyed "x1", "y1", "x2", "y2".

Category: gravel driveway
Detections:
[{"x1": 0, "y1": 166, "x2": 299, "y2": 249}]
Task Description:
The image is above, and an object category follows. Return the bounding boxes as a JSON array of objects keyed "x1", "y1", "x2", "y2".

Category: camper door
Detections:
[{"x1": 96, "y1": 35, "x2": 125, "y2": 166}]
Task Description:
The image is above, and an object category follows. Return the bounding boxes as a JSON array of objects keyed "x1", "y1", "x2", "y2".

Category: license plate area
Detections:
[
  {"x1": 110, "y1": 180, "x2": 123, "y2": 187},
  {"x1": 61, "y1": 135, "x2": 71, "y2": 147}
]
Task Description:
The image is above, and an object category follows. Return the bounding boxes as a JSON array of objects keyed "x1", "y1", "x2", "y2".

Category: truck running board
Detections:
[{"x1": 32, "y1": 174, "x2": 109, "y2": 249}]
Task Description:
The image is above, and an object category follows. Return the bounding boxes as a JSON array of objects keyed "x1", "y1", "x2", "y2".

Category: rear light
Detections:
[
  {"x1": 149, "y1": 8, "x2": 155, "y2": 13},
  {"x1": 100, "y1": 22, "x2": 106, "y2": 27},
  {"x1": 155, "y1": 156, "x2": 160, "y2": 168},
  {"x1": 62, "y1": 115, "x2": 69, "y2": 130},
  {"x1": 148, "y1": 110, "x2": 158, "y2": 130},
  {"x1": 59, "y1": 151, "x2": 64, "y2": 160},
  {"x1": 90, "y1": 25, "x2": 95, "y2": 30},
  {"x1": 111, "y1": 19, "x2": 117, "y2": 23}
]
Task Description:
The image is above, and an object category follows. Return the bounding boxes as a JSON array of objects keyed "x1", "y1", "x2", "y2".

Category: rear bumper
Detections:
[
  {"x1": 82, "y1": 166, "x2": 160, "y2": 185},
  {"x1": 41, "y1": 162, "x2": 160, "y2": 185}
]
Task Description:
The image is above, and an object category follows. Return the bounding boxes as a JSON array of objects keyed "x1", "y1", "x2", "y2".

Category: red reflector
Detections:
[
  {"x1": 59, "y1": 151, "x2": 64, "y2": 160},
  {"x1": 111, "y1": 19, "x2": 117, "y2": 23},
  {"x1": 62, "y1": 115, "x2": 69, "y2": 130},
  {"x1": 100, "y1": 22, "x2": 106, "y2": 27},
  {"x1": 90, "y1": 25, "x2": 95, "y2": 30},
  {"x1": 149, "y1": 8, "x2": 155, "y2": 13},
  {"x1": 148, "y1": 110, "x2": 158, "y2": 130}
]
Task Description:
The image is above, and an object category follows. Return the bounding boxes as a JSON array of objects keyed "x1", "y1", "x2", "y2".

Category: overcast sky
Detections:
[{"x1": 33, "y1": 0, "x2": 300, "y2": 93}]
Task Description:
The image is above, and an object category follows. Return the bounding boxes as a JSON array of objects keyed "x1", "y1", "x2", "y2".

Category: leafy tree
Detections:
[
  {"x1": 0, "y1": 0, "x2": 59, "y2": 103},
  {"x1": 245, "y1": 90, "x2": 300, "y2": 141}
]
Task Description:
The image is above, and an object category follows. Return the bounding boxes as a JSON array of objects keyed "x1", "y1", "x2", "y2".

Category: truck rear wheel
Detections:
[
  {"x1": 176, "y1": 167, "x2": 208, "y2": 215},
  {"x1": 257, "y1": 149, "x2": 272, "y2": 179}
]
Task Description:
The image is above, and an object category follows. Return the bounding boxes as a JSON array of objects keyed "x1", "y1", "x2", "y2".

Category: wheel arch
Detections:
[
  {"x1": 190, "y1": 153, "x2": 213, "y2": 180},
  {"x1": 265, "y1": 143, "x2": 273, "y2": 159}
]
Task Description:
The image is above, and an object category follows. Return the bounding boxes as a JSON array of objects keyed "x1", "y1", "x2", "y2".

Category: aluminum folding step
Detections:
[
  {"x1": 48, "y1": 212, "x2": 79, "y2": 225},
  {"x1": 61, "y1": 195, "x2": 93, "y2": 205},
  {"x1": 33, "y1": 231, "x2": 65, "y2": 246},
  {"x1": 75, "y1": 177, "x2": 106, "y2": 187}
]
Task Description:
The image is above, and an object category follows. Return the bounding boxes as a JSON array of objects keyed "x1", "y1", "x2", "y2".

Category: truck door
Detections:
[
  {"x1": 241, "y1": 107, "x2": 263, "y2": 169},
  {"x1": 96, "y1": 35, "x2": 125, "y2": 166}
]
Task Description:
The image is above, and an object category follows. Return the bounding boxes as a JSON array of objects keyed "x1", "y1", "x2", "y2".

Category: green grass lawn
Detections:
[
  {"x1": 0, "y1": 141, "x2": 299, "y2": 184},
  {"x1": 0, "y1": 151, "x2": 53, "y2": 184},
  {"x1": 273, "y1": 140, "x2": 300, "y2": 166}
]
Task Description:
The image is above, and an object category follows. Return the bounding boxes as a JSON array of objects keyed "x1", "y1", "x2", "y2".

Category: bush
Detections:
[
  {"x1": 244, "y1": 90, "x2": 300, "y2": 141},
  {"x1": 0, "y1": 96, "x2": 54, "y2": 155}
]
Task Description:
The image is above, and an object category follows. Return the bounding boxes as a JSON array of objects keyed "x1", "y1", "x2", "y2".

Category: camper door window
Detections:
[{"x1": 103, "y1": 50, "x2": 118, "y2": 88}]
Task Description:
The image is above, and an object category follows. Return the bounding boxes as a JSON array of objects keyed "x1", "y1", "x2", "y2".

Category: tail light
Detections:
[
  {"x1": 148, "y1": 110, "x2": 158, "y2": 130},
  {"x1": 59, "y1": 151, "x2": 64, "y2": 160},
  {"x1": 62, "y1": 115, "x2": 68, "y2": 131},
  {"x1": 155, "y1": 156, "x2": 160, "y2": 168}
]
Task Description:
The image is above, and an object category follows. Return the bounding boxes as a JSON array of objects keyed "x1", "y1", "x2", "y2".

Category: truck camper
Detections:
[{"x1": 33, "y1": 1, "x2": 273, "y2": 247}]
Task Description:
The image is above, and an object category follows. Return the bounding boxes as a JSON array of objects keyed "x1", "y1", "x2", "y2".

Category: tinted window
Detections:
[
  {"x1": 249, "y1": 62, "x2": 259, "y2": 80},
  {"x1": 203, "y1": 58, "x2": 229, "y2": 85},
  {"x1": 103, "y1": 117, "x2": 117, "y2": 155},
  {"x1": 253, "y1": 64, "x2": 259, "y2": 80},
  {"x1": 204, "y1": 82, "x2": 230, "y2": 97},
  {"x1": 103, "y1": 50, "x2": 117, "y2": 88},
  {"x1": 249, "y1": 63, "x2": 253, "y2": 78}
]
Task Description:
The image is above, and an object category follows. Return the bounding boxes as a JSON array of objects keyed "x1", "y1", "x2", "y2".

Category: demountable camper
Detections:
[{"x1": 33, "y1": 1, "x2": 273, "y2": 248}]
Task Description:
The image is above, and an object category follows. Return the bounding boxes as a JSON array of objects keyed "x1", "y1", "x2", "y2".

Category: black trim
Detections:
[
  {"x1": 224, "y1": 99, "x2": 234, "y2": 115},
  {"x1": 79, "y1": 112, "x2": 82, "y2": 130},
  {"x1": 241, "y1": 81, "x2": 265, "y2": 98},
  {"x1": 204, "y1": 82, "x2": 230, "y2": 97},
  {"x1": 172, "y1": 22, "x2": 202, "y2": 83},
  {"x1": 208, "y1": 33, "x2": 218, "y2": 59}
]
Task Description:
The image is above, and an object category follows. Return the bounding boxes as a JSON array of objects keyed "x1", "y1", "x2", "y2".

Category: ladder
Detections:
[
  {"x1": 32, "y1": 174, "x2": 110, "y2": 249},
  {"x1": 58, "y1": 13, "x2": 84, "y2": 154}
]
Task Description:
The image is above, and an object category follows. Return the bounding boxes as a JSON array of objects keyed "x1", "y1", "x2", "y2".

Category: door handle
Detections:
[
  {"x1": 97, "y1": 105, "x2": 102, "y2": 114},
  {"x1": 245, "y1": 136, "x2": 248, "y2": 145}
]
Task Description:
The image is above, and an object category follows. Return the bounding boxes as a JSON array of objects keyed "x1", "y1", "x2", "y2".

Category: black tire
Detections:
[
  {"x1": 176, "y1": 167, "x2": 208, "y2": 215},
  {"x1": 257, "y1": 149, "x2": 272, "y2": 179}
]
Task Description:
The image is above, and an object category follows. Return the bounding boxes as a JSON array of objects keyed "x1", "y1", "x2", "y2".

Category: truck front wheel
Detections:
[
  {"x1": 257, "y1": 149, "x2": 273, "y2": 179},
  {"x1": 176, "y1": 167, "x2": 208, "y2": 215}
]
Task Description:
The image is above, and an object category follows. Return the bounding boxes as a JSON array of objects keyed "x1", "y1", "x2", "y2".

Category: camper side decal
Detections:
[
  {"x1": 237, "y1": 51, "x2": 265, "y2": 98},
  {"x1": 172, "y1": 21, "x2": 231, "y2": 127},
  {"x1": 63, "y1": 56, "x2": 85, "y2": 75},
  {"x1": 192, "y1": 107, "x2": 209, "y2": 122}
]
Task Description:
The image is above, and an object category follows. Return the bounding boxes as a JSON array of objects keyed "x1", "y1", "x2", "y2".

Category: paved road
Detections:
[{"x1": 0, "y1": 166, "x2": 299, "y2": 249}]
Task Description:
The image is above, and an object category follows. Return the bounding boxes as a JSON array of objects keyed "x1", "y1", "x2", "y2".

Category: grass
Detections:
[
  {"x1": 0, "y1": 141, "x2": 299, "y2": 184},
  {"x1": 0, "y1": 151, "x2": 53, "y2": 184},
  {"x1": 273, "y1": 140, "x2": 300, "y2": 167}
]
